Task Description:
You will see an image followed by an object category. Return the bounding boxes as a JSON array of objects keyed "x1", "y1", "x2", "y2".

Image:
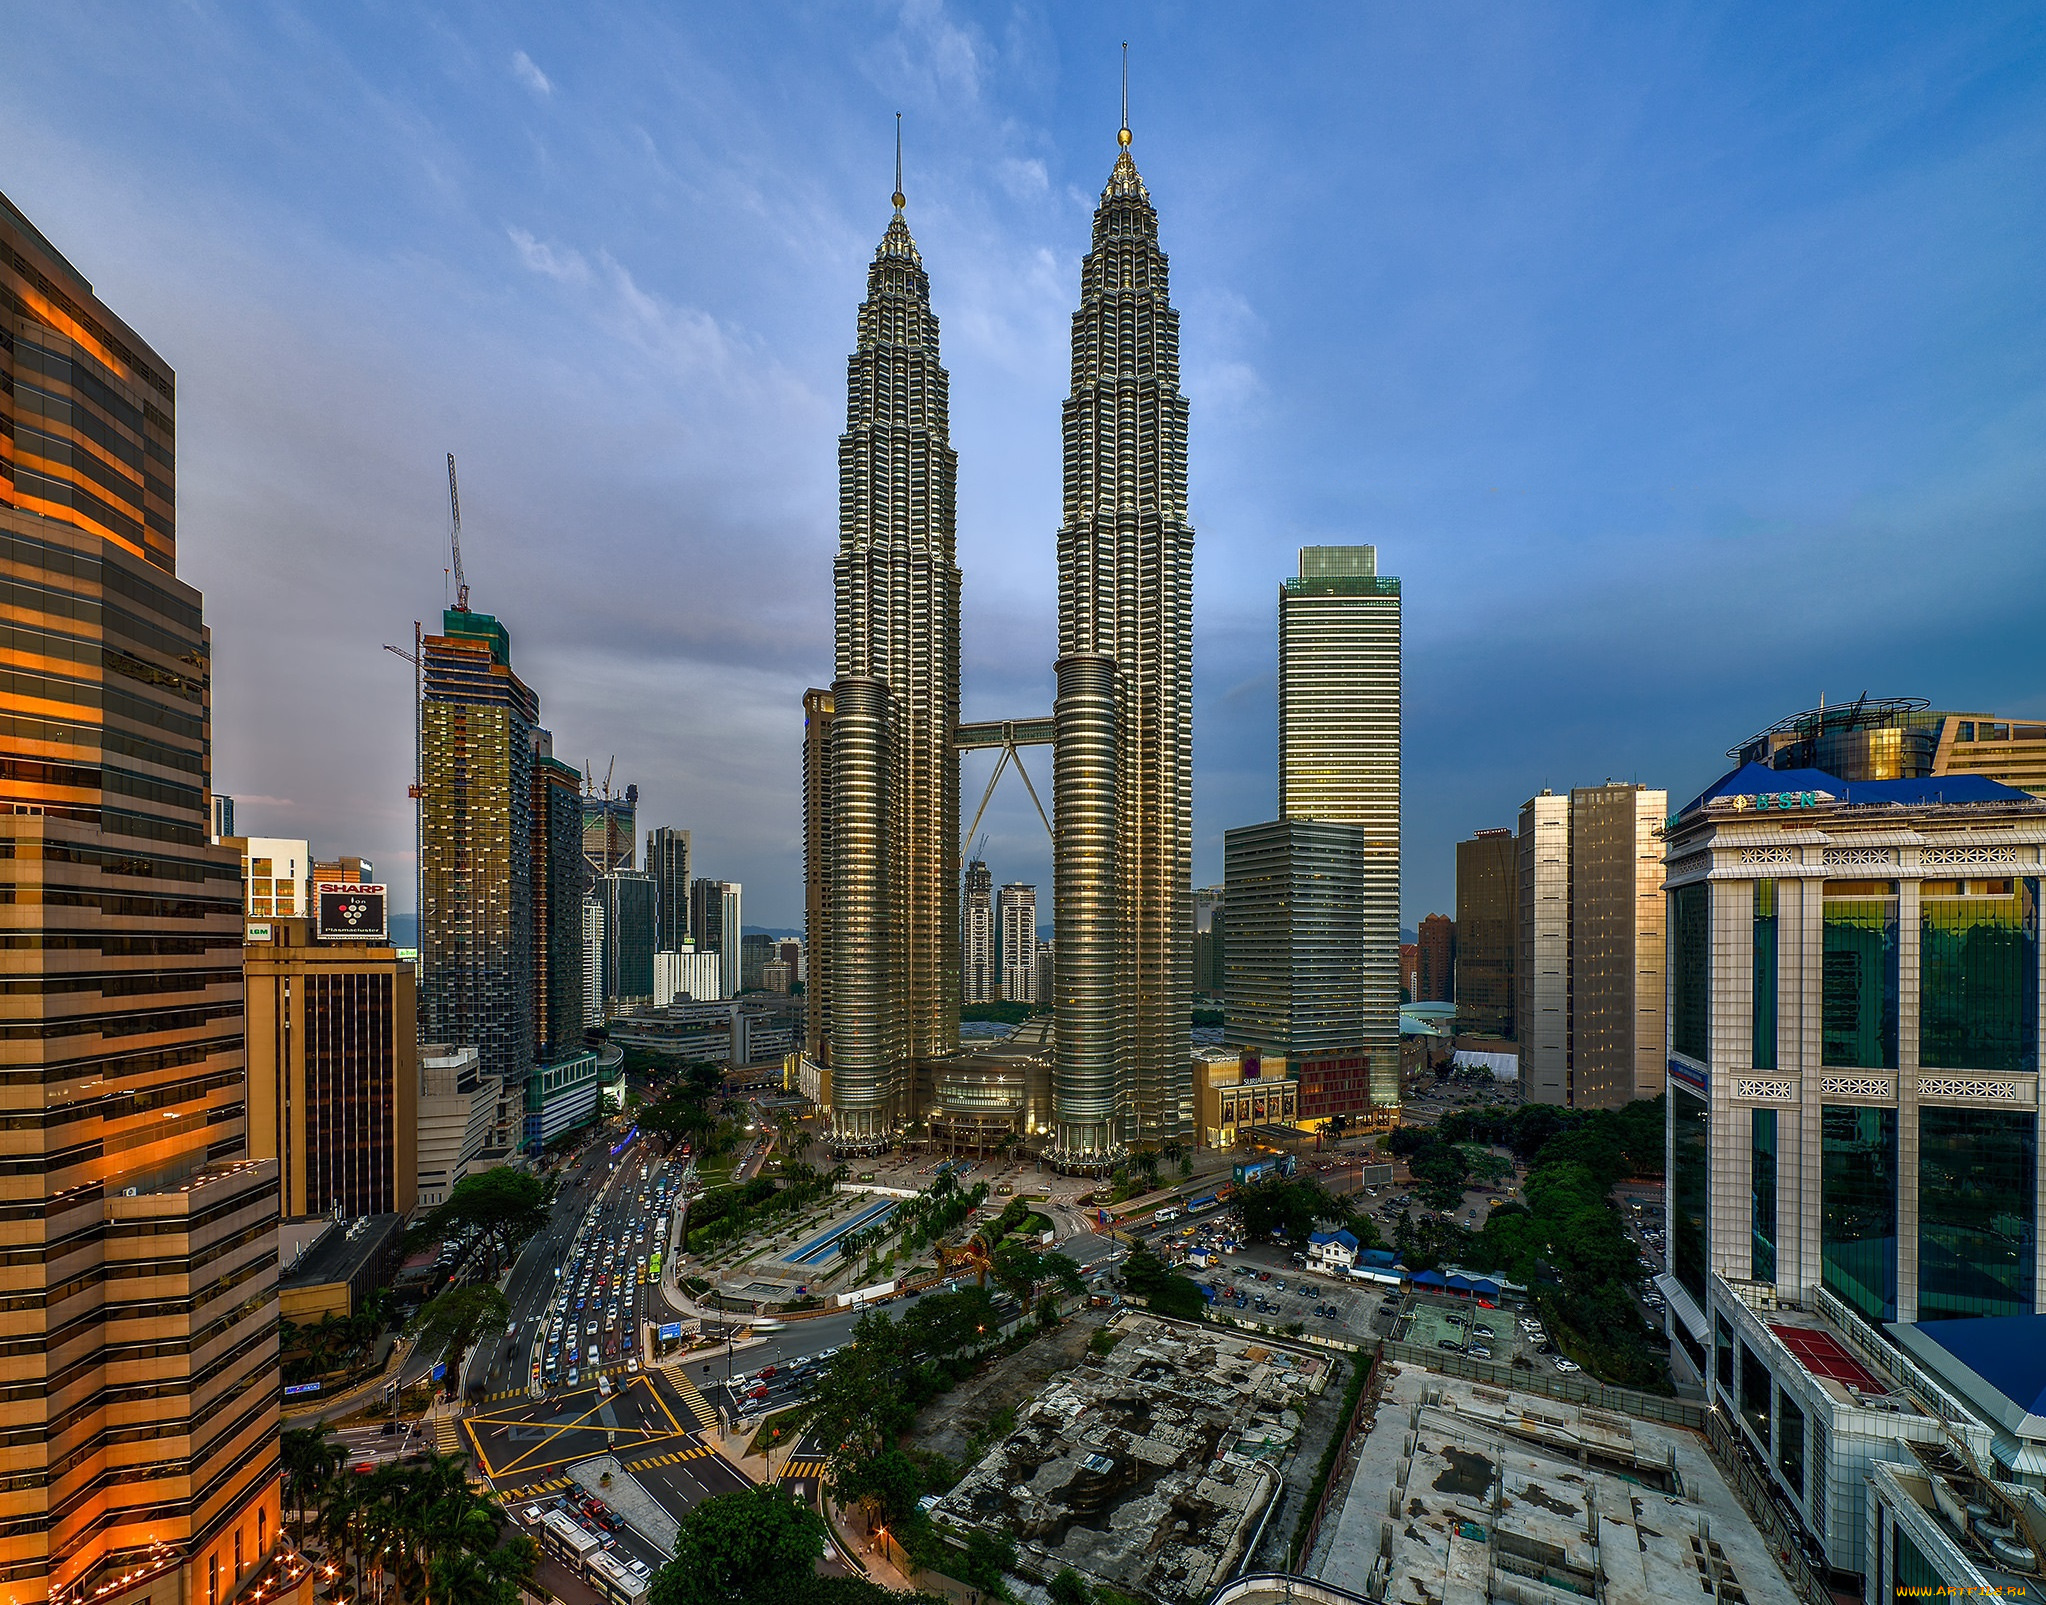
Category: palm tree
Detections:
[{"x1": 282, "y1": 1426, "x2": 343, "y2": 1544}]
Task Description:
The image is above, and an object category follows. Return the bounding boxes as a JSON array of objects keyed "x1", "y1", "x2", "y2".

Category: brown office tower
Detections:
[
  {"x1": 1453, "y1": 828, "x2": 1518, "y2": 1039},
  {"x1": 0, "y1": 193, "x2": 283, "y2": 1605},
  {"x1": 1416, "y1": 913, "x2": 1455, "y2": 1004},
  {"x1": 1517, "y1": 783, "x2": 1667, "y2": 1108},
  {"x1": 245, "y1": 921, "x2": 419, "y2": 1219}
]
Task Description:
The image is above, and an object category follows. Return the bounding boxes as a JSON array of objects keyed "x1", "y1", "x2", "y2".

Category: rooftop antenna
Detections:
[
  {"x1": 445, "y1": 452, "x2": 469, "y2": 611},
  {"x1": 1120, "y1": 41, "x2": 1131, "y2": 147},
  {"x1": 893, "y1": 112, "x2": 905, "y2": 210}
]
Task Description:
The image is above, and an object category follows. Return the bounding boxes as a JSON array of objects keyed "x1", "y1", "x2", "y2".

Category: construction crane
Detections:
[{"x1": 445, "y1": 452, "x2": 469, "y2": 611}]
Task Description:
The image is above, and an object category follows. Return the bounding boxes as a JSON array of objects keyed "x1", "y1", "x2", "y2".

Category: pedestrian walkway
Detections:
[
  {"x1": 506, "y1": 1474, "x2": 576, "y2": 1495},
  {"x1": 622, "y1": 1445, "x2": 717, "y2": 1472},
  {"x1": 781, "y1": 1458, "x2": 827, "y2": 1481},
  {"x1": 432, "y1": 1415, "x2": 463, "y2": 1457},
  {"x1": 661, "y1": 1365, "x2": 720, "y2": 1431}
]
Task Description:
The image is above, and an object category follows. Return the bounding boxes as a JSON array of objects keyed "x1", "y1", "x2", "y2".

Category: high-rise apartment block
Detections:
[
  {"x1": 647, "y1": 825, "x2": 691, "y2": 950},
  {"x1": 1516, "y1": 783, "x2": 1667, "y2": 1108},
  {"x1": 1, "y1": 188, "x2": 280, "y2": 1605},
  {"x1": 963, "y1": 860, "x2": 995, "y2": 1003},
  {"x1": 1660, "y1": 758, "x2": 2046, "y2": 1594},
  {"x1": 1277, "y1": 545, "x2": 1401, "y2": 1108},
  {"x1": 1223, "y1": 820, "x2": 1375, "y2": 1124},
  {"x1": 1454, "y1": 828, "x2": 1518, "y2": 1039},
  {"x1": 998, "y1": 883, "x2": 1038, "y2": 1003},
  {"x1": 1417, "y1": 913, "x2": 1455, "y2": 1004},
  {"x1": 580, "y1": 894, "x2": 604, "y2": 1026},
  {"x1": 420, "y1": 609, "x2": 537, "y2": 1088},
  {"x1": 244, "y1": 919, "x2": 418, "y2": 1219},
  {"x1": 653, "y1": 947, "x2": 723, "y2": 1006}
]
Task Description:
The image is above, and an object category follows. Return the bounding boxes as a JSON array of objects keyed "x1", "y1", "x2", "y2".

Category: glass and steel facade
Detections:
[
  {"x1": 646, "y1": 825, "x2": 691, "y2": 952},
  {"x1": 1670, "y1": 880, "x2": 1709, "y2": 1062},
  {"x1": 1276, "y1": 546, "x2": 1400, "y2": 1108},
  {"x1": 1670, "y1": 1085, "x2": 1710, "y2": 1308},
  {"x1": 1823, "y1": 881, "x2": 1898, "y2": 1069},
  {"x1": 0, "y1": 189, "x2": 281, "y2": 1605},
  {"x1": 1919, "y1": 878, "x2": 2036, "y2": 1073},
  {"x1": 1222, "y1": 818, "x2": 1370, "y2": 1070},
  {"x1": 1821, "y1": 1104, "x2": 1898, "y2": 1323},
  {"x1": 1751, "y1": 1106, "x2": 1777, "y2": 1283},
  {"x1": 1753, "y1": 879, "x2": 1778, "y2": 1069},
  {"x1": 1916, "y1": 1105, "x2": 2035, "y2": 1320}
]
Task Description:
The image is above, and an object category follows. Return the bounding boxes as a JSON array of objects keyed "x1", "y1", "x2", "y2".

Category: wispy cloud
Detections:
[
  {"x1": 506, "y1": 226, "x2": 588, "y2": 283},
  {"x1": 511, "y1": 49, "x2": 552, "y2": 97}
]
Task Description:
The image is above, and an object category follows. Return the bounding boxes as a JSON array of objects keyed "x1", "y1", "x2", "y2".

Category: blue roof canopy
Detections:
[
  {"x1": 1679, "y1": 761, "x2": 2032, "y2": 819},
  {"x1": 1902, "y1": 1314, "x2": 2046, "y2": 1419}
]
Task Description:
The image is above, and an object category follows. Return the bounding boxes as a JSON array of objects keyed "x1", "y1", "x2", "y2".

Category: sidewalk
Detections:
[{"x1": 827, "y1": 1501, "x2": 918, "y2": 1592}]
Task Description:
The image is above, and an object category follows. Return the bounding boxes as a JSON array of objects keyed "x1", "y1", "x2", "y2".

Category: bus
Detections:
[
  {"x1": 586, "y1": 1549, "x2": 651, "y2": 1605},
  {"x1": 539, "y1": 1510, "x2": 601, "y2": 1568}
]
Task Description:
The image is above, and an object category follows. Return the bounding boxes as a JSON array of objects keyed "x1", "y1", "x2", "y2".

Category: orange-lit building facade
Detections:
[{"x1": 1, "y1": 192, "x2": 281, "y2": 1605}]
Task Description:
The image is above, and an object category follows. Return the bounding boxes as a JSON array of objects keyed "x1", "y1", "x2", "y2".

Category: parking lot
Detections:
[{"x1": 1392, "y1": 1293, "x2": 1582, "y2": 1376}]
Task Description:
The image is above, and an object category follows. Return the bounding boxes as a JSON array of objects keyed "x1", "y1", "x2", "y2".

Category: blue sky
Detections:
[{"x1": 5, "y1": 3, "x2": 2044, "y2": 928}]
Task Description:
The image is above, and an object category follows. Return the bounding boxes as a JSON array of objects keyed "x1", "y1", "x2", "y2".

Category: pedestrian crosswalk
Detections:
[
  {"x1": 622, "y1": 1445, "x2": 716, "y2": 1472},
  {"x1": 511, "y1": 1475, "x2": 576, "y2": 1495},
  {"x1": 478, "y1": 1386, "x2": 528, "y2": 1404},
  {"x1": 780, "y1": 1458, "x2": 827, "y2": 1481},
  {"x1": 432, "y1": 1416, "x2": 463, "y2": 1457},
  {"x1": 663, "y1": 1368, "x2": 719, "y2": 1432}
]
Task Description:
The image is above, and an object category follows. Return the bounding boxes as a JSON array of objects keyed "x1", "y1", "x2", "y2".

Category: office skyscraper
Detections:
[
  {"x1": 999, "y1": 883, "x2": 1038, "y2": 1003},
  {"x1": 1223, "y1": 820, "x2": 1375, "y2": 1122},
  {"x1": 690, "y1": 878, "x2": 742, "y2": 1001},
  {"x1": 1454, "y1": 828, "x2": 1518, "y2": 1039},
  {"x1": 420, "y1": 608, "x2": 537, "y2": 1089},
  {"x1": 1051, "y1": 114, "x2": 1196, "y2": 1159},
  {"x1": 0, "y1": 190, "x2": 280, "y2": 1605},
  {"x1": 598, "y1": 870, "x2": 655, "y2": 1005},
  {"x1": 1276, "y1": 544, "x2": 1402, "y2": 1107},
  {"x1": 1517, "y1": 783, "x2": 1667, "y2": 1108},
  {"x1": 1417, "y1": 913, "x2": 1455, "y2": 1004},
  {"x1": 531, "y1": 734, "x2": 585, "y2": 1063},
  {"x1": 809, "y1": 156, "x2": 961, "y2": 1143},
  {"x1": 647, "y1": 825, "x2": 691, "y2": 951},
  {"x1": 963, "y1": 860, "x2": 995, "y2": 1003}
]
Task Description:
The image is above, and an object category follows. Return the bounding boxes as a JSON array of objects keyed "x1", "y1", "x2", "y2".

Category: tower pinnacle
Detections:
[
  {"x1": 893, "y1": 111, "x2": 905, "y2": 211},
  {"x1": 1120, "y1": 42, "x2": 1131, "y2": 147}
]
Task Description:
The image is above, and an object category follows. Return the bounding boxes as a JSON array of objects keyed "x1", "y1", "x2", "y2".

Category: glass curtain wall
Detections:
[
  {"x1": 1823, "y1": 882, "x2": 1898, "y2": 1068},
  {"x1": 1671, "y1": 1086, "x2": 1710, "y2": 1306},
  {"x1": 1822, "y1": 1104, "x2": 1898, "y2": 1322},
  {"x1": 1920, "y1": 879, "x2": 2037, "y2": 1073},
  {"x1": 1751, "y1": 1107, "x2": 1777, "y2": 1283},
  {"x1": 1753, "y1": 880, "x2": 1777, "y2": 1070},
  {"x1": 1917, "y1": 1106, "x2": 2036, "y2": 1320},
  {"x1": 1777, "y1": 1387, "x2": 1806, "y2": 1497},
  {"x1": 1739, "y1": 1339, "x2": 1771, "y2": 1449},
  {"x1": 1670, "y1": 881, "x2": 1709, "y2": 1061}
]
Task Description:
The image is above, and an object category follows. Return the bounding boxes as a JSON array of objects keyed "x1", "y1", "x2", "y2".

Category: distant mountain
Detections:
[
  {"x1": 1400, "y1": 927, "x2": 1417, "y2": 945},
  {"x1": 743, "y1": 926, "x2": 802, "y2": 939},
  {"x1": 390, "y1": 913, "x2": 418, "y2": 949}
]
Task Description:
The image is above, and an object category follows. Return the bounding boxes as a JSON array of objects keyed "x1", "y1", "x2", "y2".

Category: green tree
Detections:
[
  {"x1": 1120, "y1": 1245, "x2": 1207, "y2": 1320},
  {"x1": 411, "y1": 1167, "x2": 553, "y2": 1272},
  {"x1": 281, "y1": 1425, "x2": 342, "y2": 1542},
  {"x1": 959, "y1": 1529, "x2": 1018, "y2": 1594},
  {"x1": 1048, "y1": 1568, "x2": 1093, "y2": 1605},
  {"x1": 406, "y1": 1283, "x2": 511, "y2": 1394},
  {"x1": 649, "y1": 1485, "x2": 827, "y2": 1605},
  {"x1": 989, "y1": 1242, "x2": 1082, "y2": 1309}
]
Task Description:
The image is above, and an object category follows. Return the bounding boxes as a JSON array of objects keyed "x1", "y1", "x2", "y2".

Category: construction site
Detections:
[
  {"x1": 929, "y1": 1314, "x2": 1332, "y2": 1604},
  {"x1": 1303, "y1": 1366, "x2": 1789, "y2": 1605}
]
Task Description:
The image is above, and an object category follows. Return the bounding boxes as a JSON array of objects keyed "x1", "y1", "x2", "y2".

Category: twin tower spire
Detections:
[{"x1": 806, "y1": 84, "x2": 1194, "y2": 1167}]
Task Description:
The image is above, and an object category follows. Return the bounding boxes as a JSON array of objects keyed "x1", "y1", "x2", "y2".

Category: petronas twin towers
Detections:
[{"x1": 805, "y1": 118, "x2": 1193, "y2": 1165}]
